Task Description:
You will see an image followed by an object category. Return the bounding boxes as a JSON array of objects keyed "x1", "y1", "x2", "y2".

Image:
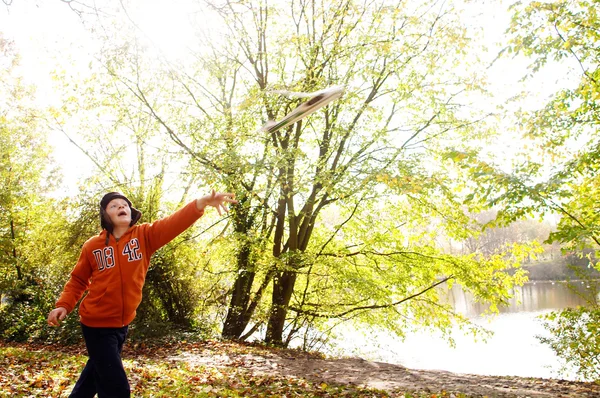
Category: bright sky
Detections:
[
  {"x1": 1, "y1": 0, "x2": 202, "y2": 192},
  {"x1": 0, "y1": 0, "x2": 578, "y2": 195}
]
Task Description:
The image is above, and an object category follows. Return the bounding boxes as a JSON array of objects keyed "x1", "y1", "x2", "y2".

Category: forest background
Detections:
[{"x1": 1, "y1": 0, "x2": 599, "y2": 383}]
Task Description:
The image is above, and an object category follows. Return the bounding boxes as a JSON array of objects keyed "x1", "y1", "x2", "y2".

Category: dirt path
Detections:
[{"x1": 167, "y1": 341, "x2": 600, "y2": 397}]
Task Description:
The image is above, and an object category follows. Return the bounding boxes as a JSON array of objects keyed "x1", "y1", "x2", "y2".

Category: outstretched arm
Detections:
[
  {"x1": 146, "y1": 190, "x2": 238, "y2": 254},
  {"x1": 196, "y1": 190, "x2": 237, "y2": 215}
]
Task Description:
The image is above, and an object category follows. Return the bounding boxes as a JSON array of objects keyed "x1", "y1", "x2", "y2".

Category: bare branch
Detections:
[{"x1": 289, "y1": 276, "x2": 454, "y2": 318}]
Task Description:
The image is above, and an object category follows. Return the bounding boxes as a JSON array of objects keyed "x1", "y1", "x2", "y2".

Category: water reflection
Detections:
[
  {"x1": 444, "y1": 281, "x2": 599, "y2": 318},
  {"x1": 331, "y1": 281, "x2": 599, "y2": 380}
]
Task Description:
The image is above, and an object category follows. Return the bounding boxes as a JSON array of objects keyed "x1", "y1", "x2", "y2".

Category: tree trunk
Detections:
[
  {"x1": 222, "y1": 244, "x2": 256, "y2": 339},
  {"x1": 265, "y1": 270, "x2": 297, "y2": 346},
  {"x1": 10, "y1": 218, "x2": 22, "y2": 280}
]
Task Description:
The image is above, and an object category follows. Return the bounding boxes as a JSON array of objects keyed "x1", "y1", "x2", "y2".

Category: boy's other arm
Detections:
[
  {"x1": 47, "y1": 307, "x2": 68, "y2": 326},
  {"x1": 49, "y1": 247, "x2": 93, "y2": 325}
]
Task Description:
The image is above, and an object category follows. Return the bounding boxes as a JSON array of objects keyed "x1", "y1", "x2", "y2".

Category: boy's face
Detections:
[{"x1": 105, "y1": 198, "x2": 132, "y2": 227}]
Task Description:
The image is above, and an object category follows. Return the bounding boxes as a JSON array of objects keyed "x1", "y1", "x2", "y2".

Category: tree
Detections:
[
  {"x1": 0, "y1": 34, "x2": 58, "y2": 296},
  {"x1": 0, "y1": 34, "x2": 71, "y2": 341},
  {"x1": 457, "y1": 210, "x2": 552, "y2": 262},
  {"x1": 452, "y1": 0, "x2": 600, "y2": 381},
  {"x1": 47, "y1": 38, "x2": 231, "y2": 336},
  {"x1": 481, "y1": 0, "x2": 600, "y2": 234},
  {"x1": 506, "y1": 0, "x2": 599, "y2": 276},
  {"x1": 101, "y1": 0, "x2": 531, "y2": 346},
  {"x1": 51, "y1": 0, "x2": 534, "y2": 349}
]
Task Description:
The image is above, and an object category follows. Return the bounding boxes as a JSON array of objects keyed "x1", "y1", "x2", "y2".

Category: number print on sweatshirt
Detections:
[
  {"x1": 92, "y1": 247, "x2": 115, "y2": 272},
  {"x1": 122, "y1": 238, "x2": 143, "y2": 262}
]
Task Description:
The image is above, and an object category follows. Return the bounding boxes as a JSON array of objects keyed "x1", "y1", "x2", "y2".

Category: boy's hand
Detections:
[
  {"x1": 196, "y1": 190, "x2": 238, "y2": 215},
  {"x1": 47, "y1": 307, "x2": 68, "y2": 327}
]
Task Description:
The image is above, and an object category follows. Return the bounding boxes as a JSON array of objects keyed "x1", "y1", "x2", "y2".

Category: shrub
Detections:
[{"x1": 538, "y1": 307, "x2": 600, "y2": 382}]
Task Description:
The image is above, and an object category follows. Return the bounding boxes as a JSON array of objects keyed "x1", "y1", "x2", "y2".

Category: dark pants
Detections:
[{"x1": 69, "y1": 324, "x2": 130, "y2": 398}]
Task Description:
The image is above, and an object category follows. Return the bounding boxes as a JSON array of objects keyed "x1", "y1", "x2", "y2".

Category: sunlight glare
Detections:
[{"x1": 126, "y1": 0, "x2": 199, "y2": 61}]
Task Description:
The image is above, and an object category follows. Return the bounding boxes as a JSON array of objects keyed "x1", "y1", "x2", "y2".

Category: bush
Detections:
[
  {"x1": 0, "y1": 286, "x2": 82, "y2": 344},
  {"x1": 538, "y1": 307, "x2": 600, "y2": 382}
]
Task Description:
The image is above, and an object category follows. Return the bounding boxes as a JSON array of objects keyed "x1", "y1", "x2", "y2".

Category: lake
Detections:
[{"x1": 329, "y1": 281, "x2": 600, "y2": 381}]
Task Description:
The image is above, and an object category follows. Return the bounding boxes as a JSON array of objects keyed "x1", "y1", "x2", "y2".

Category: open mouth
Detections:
[{"x1": 118, "y1": 210, "x2": 128, "y2": 216}]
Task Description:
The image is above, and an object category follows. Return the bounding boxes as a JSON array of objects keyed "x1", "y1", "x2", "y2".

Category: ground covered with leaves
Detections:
[{"x1": 1, "y1": 339, "x2": 599, "y2": 397}]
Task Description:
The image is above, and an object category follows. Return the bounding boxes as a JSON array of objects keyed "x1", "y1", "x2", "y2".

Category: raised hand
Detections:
[{"x1": 196, "y1": 190, "x2": 238, "y2": 215}]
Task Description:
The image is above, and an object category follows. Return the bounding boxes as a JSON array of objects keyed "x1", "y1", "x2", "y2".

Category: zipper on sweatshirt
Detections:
[{"x1": 116, "y1": 237, "x2": 126, "y2": 327}]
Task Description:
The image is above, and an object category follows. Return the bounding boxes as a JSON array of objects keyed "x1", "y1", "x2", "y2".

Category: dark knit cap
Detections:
[{"x1": 99, "y1": 192, "x2": 142, "y2": 245}]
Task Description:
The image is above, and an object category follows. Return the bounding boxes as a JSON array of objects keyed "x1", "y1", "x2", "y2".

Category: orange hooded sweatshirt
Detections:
[{"x1": 56, "y1": 200, "x2": 204, "y2": 328}]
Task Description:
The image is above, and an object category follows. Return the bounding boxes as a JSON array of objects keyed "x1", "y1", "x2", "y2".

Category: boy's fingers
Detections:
[{"x1": 47, "y1": 308, "x2": 67, "y2": 326}]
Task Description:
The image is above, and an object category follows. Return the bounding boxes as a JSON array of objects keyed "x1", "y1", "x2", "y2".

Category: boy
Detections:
[{"x1": 47, "y1": 190, "x2": 237, "y2": 397}]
